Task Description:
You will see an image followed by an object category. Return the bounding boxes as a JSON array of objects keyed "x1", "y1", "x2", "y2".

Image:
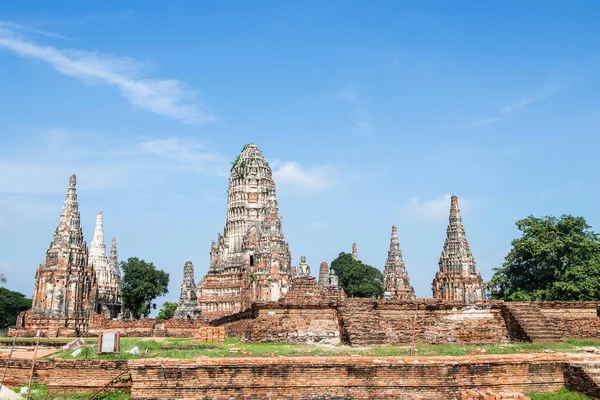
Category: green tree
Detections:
[
  {"x1": 488, "y1": 215, "x2": 600, "y2": 301},
  {"x1": 0, "y1": 287, "x2": 32, "y2": 329},
  {"x1": 330, "y1": 252, "x2": 354, "y2": 288},
  {"x1": 156, "y1": 302, "x2": 178, "y2": 320},
  {"x1": 330, "y1": 252, "x2": 384, "y2": 298},
  {"x1": 121, "y1": 257, "x2": 170, "y2": 319}
]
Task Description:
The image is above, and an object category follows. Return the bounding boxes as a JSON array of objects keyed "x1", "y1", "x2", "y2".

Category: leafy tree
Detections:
[
  {"x1": 121, "y1": 257, "x2": 170, "y2": 319},
  {"x1": 330, "y1": 252, "x2": 354, "y2": 288},
  {"x1": 330, "y1": 252, "x2": 384, "y2": 298},
  {"x1": 0, "y1": 287, "x2": 32, "y2": 329},
  {"x1": 488, "y1": 215, "x2": 600, "y2": 301},
  {"x1": 156, "y1": 302, "x2": 178, "y2": 320}
]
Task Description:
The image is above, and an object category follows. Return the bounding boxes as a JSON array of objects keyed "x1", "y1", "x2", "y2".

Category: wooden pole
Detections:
[
  {"x1": 86, "y1": 369, "x2": 128, "y2": 400},
  {"x1": 0, "y1": 332, "x2": 18, "y2": 391},
  {"x1": 26, "y1": 330, "x2": 40, "y2": 400},
  {"x1": 409, "y1": 303, "x2": 418, "y2": 356}
]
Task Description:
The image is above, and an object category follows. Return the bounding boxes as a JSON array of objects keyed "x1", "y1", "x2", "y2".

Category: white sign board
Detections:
[{"x1": 101, "y1": 332, "x2": 116, "y2": 353}]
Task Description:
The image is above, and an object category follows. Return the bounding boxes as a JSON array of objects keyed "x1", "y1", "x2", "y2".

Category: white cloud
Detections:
[
  {"x1": 401, "y1": 194, "x2": 454, "y2": 222},
  {"x1": 136, "y1": 137, "x2": 228, "y2": 176},
  {"x1": 273, "y1": 161, "x2": 335, "y2": 191},
  {"x1": 0, "y1": 130, "x2": 229, "y2": 195},
  {"x1": 0, "y1": 24, "x2": 216, "y2": 124},
  {"x1": 401, "y1": 194, "x2": 492, "y2": 222},
  {"x1": 310, "y1": 221, "x2": 327, "y2": 230},
  {"x1": 466, "y1": 84, "x2": 556, "y2": 128},
  {"x1": 465, "y1": 116, "x2": 500, "y2": 128},
  {"x1": 0, "y1": 21, "x2": 75, "y2": 40},
  {"x1": 500, "y1": 85, "x2": 554, "y2": 114}
]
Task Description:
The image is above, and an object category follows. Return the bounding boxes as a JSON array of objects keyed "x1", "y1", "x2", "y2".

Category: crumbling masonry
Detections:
[
  {"x1": 22, "y1": 175, "x2": 99, "y2": 335},
  {"x1": 174, "y1": 261, "x2": 204, "y2": 320},
  {"x1": 88, "y1": 212, "x2": 122, "y2": 318},
  {"x1": 382, "y1": 225, "x2": 416, "y2": 300},
  {"x1": 432, "y1": 195, "x2": 485, "y2": 303},
  {"x1": 197, "y1": 144, "x2": 293, "y2": 320}
]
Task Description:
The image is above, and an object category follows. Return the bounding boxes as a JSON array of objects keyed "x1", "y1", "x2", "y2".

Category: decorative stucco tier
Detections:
[
  {"x1": 432, "y1": 195, "x2": 485, "y2": 303},
  {"x1": 88, "y1": 212, "x2": 122, "y2": 318},
  {"x1": 197, "y1": 144, "x2": 293, "y2": 320},
  {"x1": 383, "y1": 225, "x2": 416, "y2": 300},
  {"x1": 174, "y1": 261, "x2": 204, "y2": 320},
  {"x1": 26, "y1": 174, "x2": 100, "y2": 335}
]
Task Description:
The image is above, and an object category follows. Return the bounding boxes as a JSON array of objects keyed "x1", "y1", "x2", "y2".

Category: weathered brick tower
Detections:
[
  {"x1": 174, "y1": 261, "x2": 204, "y2": 320},
  {"x1": 25, "y1": 174, "x2": 99, "y2": 335},
  {"x1": 382, "y1": 225, "x2": 416, "y2": 300},
  {"x1": 197, "y1": 144, "x2": 293, "y2": 320},
  {"x1": 88, "y1": 212, "x2": 122, "y2": 318},
  {"x1": 432, "y1": 195, "x2": 485, "y2": 303}
]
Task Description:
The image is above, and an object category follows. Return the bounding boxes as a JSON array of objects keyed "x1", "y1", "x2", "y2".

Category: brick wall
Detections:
[
  {"x1": 461, "y1": 389, "x2": 530, "y2": 399},
  {"x1": 127, "y1": 354, "x2": 565, "y2": 400},
  {"x1": 538, "y1": 302, "x2": 600, "y2": 338},
  {"x1": 224, "y1": 305, "x2": 341, "y2": 344},
  {"x1": 1, "y1": 359, "x2": 130, "y2": 394},
  {"x1": 339, "y1": 299, "x2": 510, "y2": 345}
]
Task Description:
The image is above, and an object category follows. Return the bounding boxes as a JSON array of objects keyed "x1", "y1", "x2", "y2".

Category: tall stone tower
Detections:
[
  {"x1": 351, "y1": 242, "x2": 358, "y2": 261},
  {"x1": 382, "y1": 226, "x2": 416, "y2": 300},
  {"x1": 432, "y1": 195, "x2": 485, "y2": 303},
  {"x1": 88, "y1": 212, "x2": 122, "y2": 318},
  {"x1": 174, "y1": 262, "x2": 204, "y2": 320},
  {"x1": 197, "y1": 144, "x2": 292, "y2": 320},
  {"x1": 29, "y1": 174, "x2": 99, "y2": 334}
]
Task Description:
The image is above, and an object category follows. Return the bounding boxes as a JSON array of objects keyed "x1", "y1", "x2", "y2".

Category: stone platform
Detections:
[{"x1": 4, "y1": 353, "x2": 600, "y2": 399}]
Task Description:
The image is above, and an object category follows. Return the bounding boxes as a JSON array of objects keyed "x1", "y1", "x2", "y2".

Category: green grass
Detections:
[
  {"x1": 26, "y1": 383, "x2": 129, "y2": 400},
  {"x1": 527, "y1": 387, "x2": 592, "y2": 400},
  {"x1": 46, "y1": 337, "x2": 600, "y2": 360}
]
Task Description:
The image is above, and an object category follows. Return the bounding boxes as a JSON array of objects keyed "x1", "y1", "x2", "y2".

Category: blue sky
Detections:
[{"x1": 1, "y1": 1, "x2": 599, "y2": 307}]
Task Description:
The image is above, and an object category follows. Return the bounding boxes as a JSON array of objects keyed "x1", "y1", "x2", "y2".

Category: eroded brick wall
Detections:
[
  {"x1": 1, "y1": 359, "x2": 130, "y2": 394},
  {"x1": 461, "y1": 389, "x2": 530, "y2": 399},
  {"x1": 128, "y1": 354, "x2": 565, "y2": 400},
  {"x1": 224, "y1": 305, "x2": 341, "y2": 344},
  {"x1": 538, "y1": 302, "x2": 600, "y2": 338},
  {"x1": 339, "y1": 299, "x2": 510, "y2": 345}
]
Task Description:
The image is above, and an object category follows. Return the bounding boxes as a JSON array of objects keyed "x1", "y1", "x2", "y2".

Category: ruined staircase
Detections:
[
  {"x1": 504, "y1": 303, "x2": 562, "y2": 342},
  {"x1": 566, "y1": 360, "x2": 600, "y2": 398}
]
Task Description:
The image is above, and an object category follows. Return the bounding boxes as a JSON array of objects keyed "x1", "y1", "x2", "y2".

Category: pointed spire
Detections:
[
  {"x1": 32, "y1": 174, "x2": 96, "y2": 319},
  {"x1": 351, "y1": 242, "x2": 358, "y2": 261},
  {"x1": 432, "y1": 195, "x2": 485, "y2": 303},
  {"x1": 389, "y1": 225, "x2": 400, "y2": 253},
  {"x1": 383, "y1": 225, "x2": 415, "y2": 299},
  {"x1": 174, "y1": 261, "x2": 204, "y2": 320},
  {"x1": 53, "y1": 174, "x2": 83, "y2": 248},
  {"x1": 89, "y1": 211, "x2": 106, "y2": 259}
]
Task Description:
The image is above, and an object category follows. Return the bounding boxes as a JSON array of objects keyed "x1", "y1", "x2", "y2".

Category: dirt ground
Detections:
[{"x1": 0, "y1": 347, "x2": 60, "y2": 360}]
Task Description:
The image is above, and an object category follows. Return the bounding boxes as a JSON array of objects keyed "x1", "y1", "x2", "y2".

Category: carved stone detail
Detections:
[
  {"x1": 174, "y1": 261, "x2": 204, "y2": 320},
  {"x1": 432, "y1": 195, "x2": 485, "y2": 303},
  {"x1": 197, "y1": 144, "x2": 292, "y2": 319},
  {"x1": 382, "y1": 225, "x2": 416, "y2": 300}
]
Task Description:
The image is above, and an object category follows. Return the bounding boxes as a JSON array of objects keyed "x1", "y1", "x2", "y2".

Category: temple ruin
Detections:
[
  {"x1": 21, "y1": 174, "x2": 100, "y2": 336},
  {"x1": 88, "y1": 212, "x2": 123, "y2": 318},
  {"x1": 432, "y1": 195, "x2": 486, "y2": 303},
  {"x1": 351, "y1": 242, "x2": 358, "y2": 261},
  {"x1": 382, "y1": 225, "x2": 416, "y2": 300},
  {"x1": 196, "y1": 144, "x2": 293, "y2": 320},
  {"x1": 174, "y1": 261, "x2": 204, "y2": 320}
]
